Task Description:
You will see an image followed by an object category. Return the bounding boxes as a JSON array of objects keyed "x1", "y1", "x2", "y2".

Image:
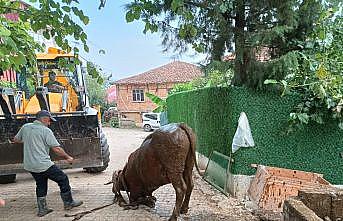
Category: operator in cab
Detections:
[{"x1": 44, "y1": 71, "x2": 64, "y2": 93}]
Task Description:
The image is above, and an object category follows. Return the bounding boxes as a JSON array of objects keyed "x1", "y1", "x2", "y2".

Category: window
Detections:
[
  {"x1": 144, "y1": 114, "x2": 157, "y2": 120},
  {"x1": 132, "y1": 89, "x2": 144, "y2": 102}
]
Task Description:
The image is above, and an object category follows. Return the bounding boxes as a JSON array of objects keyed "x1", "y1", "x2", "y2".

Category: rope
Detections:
[{"x1": 64, "y1": 200, "x2": 115, "y2": 221}]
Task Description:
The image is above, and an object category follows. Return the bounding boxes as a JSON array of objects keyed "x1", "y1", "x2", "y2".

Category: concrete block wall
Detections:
[
  {"x1": 283, "y1": 186, "x2": 343, "y2": 221},
  {"x1": 283, "y1": 198, "x2": 323, "y2": 221}
]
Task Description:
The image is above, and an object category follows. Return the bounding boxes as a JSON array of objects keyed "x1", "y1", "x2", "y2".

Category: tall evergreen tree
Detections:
[{"x1": 125, "y1": 0, "x2": 323, "y2": 87}]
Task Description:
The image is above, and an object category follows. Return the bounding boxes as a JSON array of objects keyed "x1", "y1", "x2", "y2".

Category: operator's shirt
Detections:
[
  {"x1": 44, "y1": 80, "x2": 62, "y2": 87},
  {"x1": 44, "y1": 80, "x2": 63, "y2": 93},
  {"x1": 14, "y1": 120, "x2": 60, "y2": 173}
]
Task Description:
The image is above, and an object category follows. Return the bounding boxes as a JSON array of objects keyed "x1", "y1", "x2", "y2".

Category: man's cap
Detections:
[{"x1": 36, "y1": 110, "x2": 57, "y2": 122}]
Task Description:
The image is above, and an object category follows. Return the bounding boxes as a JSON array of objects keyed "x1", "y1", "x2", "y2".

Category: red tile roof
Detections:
[{"x1": 115, "y1": 61, "x2": 203, "y2": 85}]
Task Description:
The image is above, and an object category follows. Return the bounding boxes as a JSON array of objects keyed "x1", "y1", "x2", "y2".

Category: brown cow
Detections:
[{"x1": 109, "y1": 123, "x2": 199, "y2": 221}]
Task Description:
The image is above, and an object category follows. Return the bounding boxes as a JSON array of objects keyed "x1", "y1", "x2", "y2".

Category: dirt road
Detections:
[{"x1": 0, "y1": 128, "x2": 257, "y2": 221}]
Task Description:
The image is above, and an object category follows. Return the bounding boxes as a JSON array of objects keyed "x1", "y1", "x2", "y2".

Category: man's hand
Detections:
[
  {"x1": 66, "y1": 156, "x2": 74, "y2": 164},
  {"x1": 52, "y1": 84, "x2": 65, "y2": 90},
  {"x1": 10, "y1": 138, "x2": 22, "y2": 143},
  {"x1": 0, "y1": 199, "x2": 5, "y2": 207},
  {"x1": 51, "y1": 147, "x2": 74, "y2": 164}
]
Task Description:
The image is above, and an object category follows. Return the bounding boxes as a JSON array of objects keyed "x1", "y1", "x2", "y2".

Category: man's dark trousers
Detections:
[{"x1": 30, "y1": 165, "x2": 71, "y2": 197}]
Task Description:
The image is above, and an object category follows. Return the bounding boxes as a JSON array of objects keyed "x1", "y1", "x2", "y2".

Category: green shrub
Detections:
[
  {"x1": 0, "y1": 80, "x2": 16, "y2": 88},
  {"x1": 109, "y1": 117, "x2": 119, "y2": 128}
]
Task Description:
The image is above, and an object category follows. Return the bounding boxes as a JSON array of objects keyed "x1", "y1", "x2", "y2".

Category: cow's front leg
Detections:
[{"x1": 169, "y1": 173, "x2": 187, "y2": 221}]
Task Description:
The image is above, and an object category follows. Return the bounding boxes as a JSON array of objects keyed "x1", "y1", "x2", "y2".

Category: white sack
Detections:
[{"x1": 232, "y1": 112, "x2": 255, "y2": 153}]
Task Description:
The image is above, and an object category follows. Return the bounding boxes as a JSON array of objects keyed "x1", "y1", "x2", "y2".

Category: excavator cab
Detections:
[{"x1": 0, "y1": 47, "x2": 110, "y2": 183}]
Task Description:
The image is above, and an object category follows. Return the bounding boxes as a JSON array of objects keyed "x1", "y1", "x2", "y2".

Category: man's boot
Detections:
[
  {"x1": 60, "y1": 191, "x2": 83, "y2": 210},
  {"x1": 37, "y1": 197, "x2": 53, "y2": 217}
]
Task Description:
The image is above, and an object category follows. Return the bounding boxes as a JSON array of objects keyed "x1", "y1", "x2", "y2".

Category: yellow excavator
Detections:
[{"x1": 0, "y1": 47, "x2": 110, "y2": 183}]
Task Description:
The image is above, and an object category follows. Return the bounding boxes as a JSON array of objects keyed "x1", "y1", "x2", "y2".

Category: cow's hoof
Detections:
[
  {"x1": 123, "y1": 204, "x2": 139, "y2": 210},
  {"x1": 144, "y1": 196, "x2": 156, "y2": 208},
  {"x1": 118, "y1": 200, "x2": 128, "y2": 207},
  {"x1": 168, "y1": 216, "x2": 177, "y2": 221},
  {"x1": 144, "y1": 200, "x2": 155, "y2": 208},
  {"x1": 180, "y1": 206, "x2": 189, "y2": 214},
  {"x1": 142, "y1": 199, "x2": 155, "y2": 208}
]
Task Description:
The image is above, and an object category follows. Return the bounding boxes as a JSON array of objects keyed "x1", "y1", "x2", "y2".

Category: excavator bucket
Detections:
[{"x1": 0, "y1": 113, "x2": 103, "y2": 175}]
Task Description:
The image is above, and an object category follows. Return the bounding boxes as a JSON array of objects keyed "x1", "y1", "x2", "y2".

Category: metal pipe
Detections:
[
  {"x1": 61, "y1": 90, "x2": 69, "y2": 112},
  {"x1": 0, "y1": 111, "x2": 87, "y2": 118}
]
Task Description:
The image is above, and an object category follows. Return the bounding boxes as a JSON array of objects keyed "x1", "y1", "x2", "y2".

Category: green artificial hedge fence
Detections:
[{"x1": 167, "y1": 87, "x2": 343, "y2": 184}]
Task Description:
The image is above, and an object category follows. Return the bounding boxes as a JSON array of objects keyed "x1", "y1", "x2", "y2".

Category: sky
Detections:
[{"x1": 76, "y1": 1, "x2": 206, "y2": 81}]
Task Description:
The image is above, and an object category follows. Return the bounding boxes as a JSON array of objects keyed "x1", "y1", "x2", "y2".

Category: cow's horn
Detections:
[{"x1": 104, "y1": 180, "x2": 113, "y2": 185}]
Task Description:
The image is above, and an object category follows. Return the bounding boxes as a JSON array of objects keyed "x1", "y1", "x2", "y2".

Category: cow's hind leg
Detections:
[
  {"x1": 180, "y1": 163, "x2": 194, "y2": 214},
  {"x1": 169, "y1": 173, "x2": 187, "y2": 221}
]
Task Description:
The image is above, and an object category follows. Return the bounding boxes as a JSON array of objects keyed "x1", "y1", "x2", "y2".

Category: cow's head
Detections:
[
  {"x1": 111, "y1": 169, "x2": 123, "y2": 195},
  {"x1": 111, "y1": 169, "x2": 130, "y2": 207}
]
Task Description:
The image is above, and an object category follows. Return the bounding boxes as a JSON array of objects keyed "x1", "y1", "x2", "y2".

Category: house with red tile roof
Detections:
[{"x1": 114, "y1": 61, "x2": 203, "y2": 125}]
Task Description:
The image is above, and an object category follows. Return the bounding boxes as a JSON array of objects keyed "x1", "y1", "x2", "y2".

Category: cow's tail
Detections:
[{"x1": 179, "y1": 123, "x2": 202, "y2": 176}]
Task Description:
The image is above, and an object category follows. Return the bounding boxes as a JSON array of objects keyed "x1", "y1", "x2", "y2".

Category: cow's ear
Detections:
[{"x1": 114, "y1": 170, "x2": 121, "y2": 181}]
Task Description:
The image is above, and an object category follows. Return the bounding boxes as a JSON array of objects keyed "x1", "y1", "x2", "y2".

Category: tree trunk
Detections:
[
  {"x1": 232, "y1": 0, "x2": 247, "y2": 86},
  {"x1": 211, "y1": 36, "x2": 226, "y2": 61}
]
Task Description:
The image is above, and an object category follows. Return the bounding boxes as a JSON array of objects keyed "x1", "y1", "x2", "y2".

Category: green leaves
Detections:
[
  {"x1": 0, "y1": 6, "x2": 41, "y2": 72},
  {"x1": 143, "y1": 22, "x2": 158, "y2": 34},
  {"x1": 85, "y1": 62, "x2": 111, "y2": 108},
  {"x1": 0, "y1": 80, "x2": 17, "y2": 89},
  {"x1": 125, "y1": 11, "x2": 140, "y2": 22},
  {"x1": 62, "y1": 6, "x2": 71, "y2": 12},
  {"x1": 81, "y1": 16, "x2": 90, "y2": 25},
  {"x1": 86, "y1": 61, "x2": 107, "y2": 86},
  {"x1": 319, "y1": 29, "x2": 326, "y2": 40},
  {"x1": 1, "y1": 0, "x2": 91, "y2": 73},
  {"x1": 264, "y1": 79, "x2": 278, "y2": 85},
  {"x1": 71, "y1": 7, "x2": 89, "y2": 25},
  {"x1": 84, "y1": 44, "x2": 89, "y2": 53},
  {"x1": 171, "y1": 0, "x2": 184, "y2": 11},
  {"x1": 125, "y1": 5, "x2": 141, "y2": 23},
  {"x1": 124, "y1": 0, "x2": 327, "y2": 89},
  {"x1": 264, "y1": 9, "x2": 343, "y2": 130},
  {"x1": 13, "y1": 53, "x2": 27, "y2": 66},
  {"x1": 125, "y1": 12, "x2": 135, "y2": 23},
  {"x1": 145, "y1": 92, "x2": 167, "y2": 112},
  {"x1": 179, "y1": 24, "x2": 198, "y2": 39},
  {"x1": 290, "y1": 113, "x2": 309, "y2": 124},
  {"x1": 0, "y1": 26, "x2": 11, "y2": 37},
  {"x1": 219, "y1": 2, "x2": 234, "y2": 14}
]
